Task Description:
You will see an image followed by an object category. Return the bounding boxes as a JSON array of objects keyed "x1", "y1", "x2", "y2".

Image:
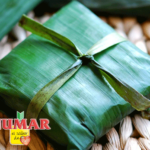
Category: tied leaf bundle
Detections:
[
  {"x1": 0, "y1": 1, "x2": 150, "y2": 149},
  {"x1": 0, "y1": 0, "x2": 41, "y2": 40},
  {"x1": 19, "y1": 15, "x2": 150, "y2": 120},
  {"x1": 42, "y1": 0, "x2": 150, "y2": 17}
]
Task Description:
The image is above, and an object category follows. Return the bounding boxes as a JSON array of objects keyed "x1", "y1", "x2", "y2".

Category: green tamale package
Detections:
[
  {"x1": 0, "y1": 0, "x2": 41, "y2": 40},
  {"x1": 0, "y1": 1, "x2": 150, "y2": 150},
  {"x1": 42, "y1": 0, "x2": 150, "y2": 17}
]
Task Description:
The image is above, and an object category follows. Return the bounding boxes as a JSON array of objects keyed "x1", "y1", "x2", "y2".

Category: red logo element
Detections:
[{"x1": 20, "y1": 136, "x2": 31, "y2": 145}]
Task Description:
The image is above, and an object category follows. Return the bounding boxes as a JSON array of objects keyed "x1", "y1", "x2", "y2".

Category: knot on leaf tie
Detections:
[{"x1": 79, "y1": 55, "x2": 94, "y2": 65}]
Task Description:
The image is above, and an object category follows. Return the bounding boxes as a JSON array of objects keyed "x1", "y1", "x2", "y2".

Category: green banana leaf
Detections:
[
  {"x1": 0, "y1": 1, "x2": 150, "y2": 150},
  {"x1": 0, "y1": 0, "x2": 41, "y2": 40},
  {"x1": 41, "y1": 0, "x2": 150, "y2": 17}
]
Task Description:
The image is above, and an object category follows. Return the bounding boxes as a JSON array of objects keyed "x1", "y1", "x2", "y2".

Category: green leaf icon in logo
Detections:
[{"x1": 17, "y1": 111, "x2": 24, "y2": 121}]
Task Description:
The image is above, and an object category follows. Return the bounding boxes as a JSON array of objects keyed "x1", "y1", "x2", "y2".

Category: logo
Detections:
[{"x1": 0, "y1": 111, "x2": 50, "y2": 145}]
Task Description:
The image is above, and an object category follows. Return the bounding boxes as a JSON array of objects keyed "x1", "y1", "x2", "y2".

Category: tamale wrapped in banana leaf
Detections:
[
  {"x1": 0, "y1": 1, "x2": 150, "y2": 150},
  {"x1": 41, "y1": 0, "x2": 150, "y2": 17},
  {"x1": 0, "y1": 0, "x2": 41, "y2": 40}
]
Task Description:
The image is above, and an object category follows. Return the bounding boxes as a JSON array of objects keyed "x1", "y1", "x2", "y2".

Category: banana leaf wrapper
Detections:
[
  {"x1": 0, "y1": 1, "x2": 150, "y2": 150},
  {"x1": 0, "y1": 0, "x2": 41, "y2": 40},
  {"x1": 41, "y1": 0, "x2": 150, "y2": 17}
]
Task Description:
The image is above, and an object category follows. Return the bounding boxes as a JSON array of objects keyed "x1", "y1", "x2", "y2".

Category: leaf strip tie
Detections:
[
  {"x1": 86, "y1": 32, "x2": 126, "y2": 56},
  {"x1": 91, "y1": 59, "x2": 150, "y2": 111},
  {"x1": 19, "y1": 15, "x2": 83, "y2": 56},
  {"x1": 26, "y1": 59, "x2": 82, "y2": 123}
]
